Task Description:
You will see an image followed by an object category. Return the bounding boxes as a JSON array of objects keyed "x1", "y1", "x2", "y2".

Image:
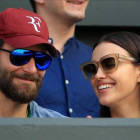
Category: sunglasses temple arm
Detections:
[{"x1": 118, "y1": 54, "x2": 137, "y2": 62}]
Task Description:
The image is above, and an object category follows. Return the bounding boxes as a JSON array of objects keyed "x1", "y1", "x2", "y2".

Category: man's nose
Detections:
[{"x1": 22, "y1": 58, "x2": 38, "y2": 74}]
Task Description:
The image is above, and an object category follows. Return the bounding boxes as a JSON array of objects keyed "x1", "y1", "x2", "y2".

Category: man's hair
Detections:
[
  {"x1": 0, "y1": 39, "x2": 4, "y2": 48},
  {"x1": 30, "y1": 0, "x2": 36, "y2": 13}
]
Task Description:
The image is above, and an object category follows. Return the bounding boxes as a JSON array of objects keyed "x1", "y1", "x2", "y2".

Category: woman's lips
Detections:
[{"x1": 97, "y1": 83, "x2": 115, "y2": 94}]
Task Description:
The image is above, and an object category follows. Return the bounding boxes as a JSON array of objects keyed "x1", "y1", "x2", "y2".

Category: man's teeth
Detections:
[
  {"x1": 98, "y1": 84, "x2": 113, "y2": 90},
  {"x1": 68, "y1": 1, "x2": 82, "y2": 4}
]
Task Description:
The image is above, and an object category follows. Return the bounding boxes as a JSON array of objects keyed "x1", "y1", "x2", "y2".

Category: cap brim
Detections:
[{"x1": 2, "y1": 35, "x2": 58, "y2": 58}]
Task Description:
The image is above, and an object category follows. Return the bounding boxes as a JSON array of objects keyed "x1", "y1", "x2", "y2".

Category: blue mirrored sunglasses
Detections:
[{"x1": 0, "y1": 48, "x2": 52, "y2": 71}]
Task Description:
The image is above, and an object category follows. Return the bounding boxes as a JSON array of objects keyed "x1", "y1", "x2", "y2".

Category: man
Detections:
[
  {"x1": 0, "y1": 8, "x2": 66, "y2": 118},
  {"x1": 30, "y1": 0, "x2": 100, "y2": 117}
]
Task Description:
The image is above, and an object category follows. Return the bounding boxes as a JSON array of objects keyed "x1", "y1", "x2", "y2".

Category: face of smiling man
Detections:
[
  {"x1": 0, "y1": 43, "x2": 46, "y2": 103},
  {"x1": 39, "y1": 0, "x2": 89, "y2": 23}
]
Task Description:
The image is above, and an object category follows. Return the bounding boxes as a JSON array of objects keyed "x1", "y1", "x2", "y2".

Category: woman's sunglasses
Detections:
[
  {"x1": 0, "y1": 48, "x2": 52, "y2": 71},
  {"x1": 80, "y1": 53, "x2": 138, "y2": 80}
]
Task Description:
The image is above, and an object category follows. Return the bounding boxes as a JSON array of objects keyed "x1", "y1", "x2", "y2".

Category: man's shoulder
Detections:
[
  {"x1": 67, "y1": 37, "x2": 92, "y2": 51},
  {"x1": 74, "y1": 38, "x2": 92, "y2": 50},
  {"x1": 30, "y1": 101, "x2": 67, "y2": 118}
]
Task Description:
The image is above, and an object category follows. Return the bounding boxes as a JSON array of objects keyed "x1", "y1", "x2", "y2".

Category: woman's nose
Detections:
[{"x1": 94, "y1": 67, "x2": 107, "y2": 80}]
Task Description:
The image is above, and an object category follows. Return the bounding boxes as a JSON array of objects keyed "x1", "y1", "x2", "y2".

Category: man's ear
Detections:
[{"x1": 34, "y1": 0, "x2": 45, "y2": 4}]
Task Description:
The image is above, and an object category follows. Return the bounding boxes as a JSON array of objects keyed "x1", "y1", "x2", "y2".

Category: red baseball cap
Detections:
[{"x1": 0, "y1": 8, "x2": 57, "y2": 58}]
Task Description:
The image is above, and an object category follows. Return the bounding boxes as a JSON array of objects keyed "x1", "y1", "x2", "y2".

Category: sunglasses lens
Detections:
[
  {"x1": 10, "y1": 49, "x2": 32, "y2": 66},
  {"x1": 10, "y1": 49, "x2": 52, "y2": 70},
  {"x1": 34, "y1": 52, "x2": 52, "y2": 70},
  {"x1": 83, "y1": 63, "x2": 97, "y2": 79},
  {"x1": 101, "y1": 57, "x2": 116, "y2": 72}
]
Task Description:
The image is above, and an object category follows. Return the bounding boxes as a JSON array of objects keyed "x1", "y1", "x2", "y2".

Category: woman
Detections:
[{"x1": 80, "y1": 31, "x2": 140, "y2": 118}]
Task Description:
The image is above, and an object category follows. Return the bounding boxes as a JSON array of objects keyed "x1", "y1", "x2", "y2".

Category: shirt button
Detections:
[
  {"x1": 60, "y1": 55, "x2": 64, "y2": 59},
  {"x1": 65, "y1": 80, "x2": 69, "y2": 84},
  {"x1": 48, "y1": 38, "x2": 53, "y2": 44},
  {"x1": 69, "y1": 108, "x2": 73, "y2": 113}
]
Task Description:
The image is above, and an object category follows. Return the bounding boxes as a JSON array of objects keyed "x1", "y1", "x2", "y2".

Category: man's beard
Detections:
[{"x1": 0, "y1": 67, "x2": 43, "y2": 104}]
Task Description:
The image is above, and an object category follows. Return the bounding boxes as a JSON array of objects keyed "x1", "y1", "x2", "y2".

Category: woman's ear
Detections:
[
  {"x1": 137, "y1": 66, "x2": 140, "y2": 83},
  {"x1": 34, "y1": 0, "x2": 45, "y2": 4}
]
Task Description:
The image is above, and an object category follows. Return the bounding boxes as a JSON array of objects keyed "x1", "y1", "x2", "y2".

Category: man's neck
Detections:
[
  {"x1": 49, "y1": 23, "x2": 75, "y2": 54},
  {"x1": 0, "y1": 92, "x2": 28, "y2": 117},
  {"x1": 37, "y1": 10, "x2": 75, "y2": 54}
]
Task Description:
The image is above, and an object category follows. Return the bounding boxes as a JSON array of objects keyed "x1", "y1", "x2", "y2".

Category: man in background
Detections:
[{"x1": 30, "y1": 0, "x2": 100, "y2": 117}]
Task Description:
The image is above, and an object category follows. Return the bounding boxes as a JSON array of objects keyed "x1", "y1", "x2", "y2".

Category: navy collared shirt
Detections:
[{"x1": 35, "y1": 37, "x2": 100, "y2": 117}]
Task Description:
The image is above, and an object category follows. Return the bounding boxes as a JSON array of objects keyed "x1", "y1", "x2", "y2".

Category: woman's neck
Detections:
[{"x1": 110, "y1": 103, "x2": 140, "y2": 118}]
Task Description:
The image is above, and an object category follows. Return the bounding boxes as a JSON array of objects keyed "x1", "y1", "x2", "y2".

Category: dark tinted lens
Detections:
[
  {"x1": 10, "y1": 49, "x2": 32, "y2": 66},
  {"x1": 34, "y1": 52, "x2": 52, "y2": 70},
  {"x1": 101, "y1": 57, "x2": 116, "y2": 71},
  {"x1": 83, "y1": 63, "x2": 97, "y2": 78}
]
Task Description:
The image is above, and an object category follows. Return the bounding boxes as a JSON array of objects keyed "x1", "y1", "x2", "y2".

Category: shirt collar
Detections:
[
  {"x1": 27, "y1": 104, "x2": 32, "y2": 118},
  {"x1": 65, "y1": 37, "x2": 75, "y2": 45}
]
